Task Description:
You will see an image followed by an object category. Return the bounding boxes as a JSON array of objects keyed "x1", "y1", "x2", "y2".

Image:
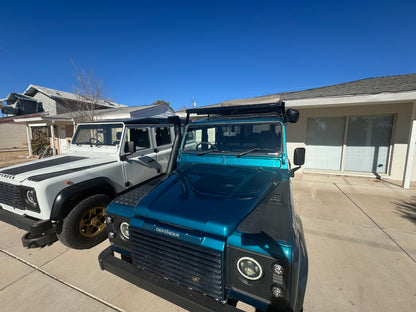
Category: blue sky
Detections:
[{"x1": 1, "y1": 0, "x2": 415, "y2": 111}]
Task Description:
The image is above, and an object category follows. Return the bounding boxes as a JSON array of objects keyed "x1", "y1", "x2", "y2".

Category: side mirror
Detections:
[
  {"x1": 285, "y1": 109, "x2": 299, "y2": 123},
  {"x1": 290, "y1": 147, "x2": 305, "y2": 177},
  {"x1": 124, "y1": 141, "x2": 135, "y2": 154},
  {"x1": 294, "y1": 147, "x2": 305, "y2": 166}
]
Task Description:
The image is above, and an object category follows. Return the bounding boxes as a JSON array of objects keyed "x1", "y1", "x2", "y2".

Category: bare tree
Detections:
[{"x1": 71, "y1": 61, "x2": 109, "y2": 121}]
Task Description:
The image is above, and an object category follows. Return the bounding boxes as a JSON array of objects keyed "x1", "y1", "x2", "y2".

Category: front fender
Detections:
[
  {"x1": 295, "y1": 215, "x2": 308, "y2": 311},
  {"x1": 50, "y1": 177, "x2": 116, "y2": 220}
]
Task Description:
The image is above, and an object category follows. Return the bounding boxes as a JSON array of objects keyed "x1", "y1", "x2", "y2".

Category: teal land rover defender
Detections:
[{"x1": 99, "y1": 103, "x2": 308, "y2": 312}]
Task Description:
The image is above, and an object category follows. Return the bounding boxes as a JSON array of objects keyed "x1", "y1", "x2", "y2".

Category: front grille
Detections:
[
  {"x1": 0, "y1": 182, "x2": 23, "y2": 209},
  {"x1": 130, "y1": 226, "x2": 224, "y2": 300}
]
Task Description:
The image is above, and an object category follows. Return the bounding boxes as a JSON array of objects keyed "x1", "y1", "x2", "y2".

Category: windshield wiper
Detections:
[
  {"x1": 197, "y1": 150, "x2": 228, "y2": 156},
  {"x1": 236, "y1": 148, "x2": 275, "y2": 158}
]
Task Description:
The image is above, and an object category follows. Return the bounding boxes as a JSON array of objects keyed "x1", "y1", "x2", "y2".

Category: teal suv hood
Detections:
[{"x1": 134, "y1": 164, "x2": 280, "y2": 237}]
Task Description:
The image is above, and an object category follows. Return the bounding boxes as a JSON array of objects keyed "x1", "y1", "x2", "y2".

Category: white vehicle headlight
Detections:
[
  {"x1": 26, "y1": 190, "x2": 37, "y2": 205},
  {"x1": 119, "y1": 222, "x2": 130, "y2": 240},
  {"x1": 237, "y1": 257, "x2": 263, "y2": 280}
]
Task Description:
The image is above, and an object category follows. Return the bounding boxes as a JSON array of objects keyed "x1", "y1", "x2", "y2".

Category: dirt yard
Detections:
[{"x1": 0, "y1": 149, "x2": 37, "y2": 168}]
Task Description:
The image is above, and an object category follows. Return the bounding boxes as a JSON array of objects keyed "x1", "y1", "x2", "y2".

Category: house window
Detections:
[
  {"x1": 344, "y1": 115, "x2": 393, "y2": 173},
  {"x1": 306, "y1": 115, "x2": 393, "y2": 174}
]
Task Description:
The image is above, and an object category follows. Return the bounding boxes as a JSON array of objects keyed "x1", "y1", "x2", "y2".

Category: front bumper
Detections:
[
  {"x1": 98, "y1": 246, "x2": 243, "y2": 312},
  {"x1": 0, "y1": 208, "x2": 58, "y2": 248},
  {"x1": 0, "y1": 207, "x2": 37, "y2": 231}
]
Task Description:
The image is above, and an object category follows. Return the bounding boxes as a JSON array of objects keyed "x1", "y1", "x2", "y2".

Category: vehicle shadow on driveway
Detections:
[{"x1": 395, "y1": 196, "x2": 416, "y2": 225}]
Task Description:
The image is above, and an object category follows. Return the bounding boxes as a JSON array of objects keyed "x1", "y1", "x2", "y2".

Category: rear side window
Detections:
[
  {"x1": 155, "y1": 127, "x2": 172, "y2": 146},
  {"x1": 126, "y1": 127, "x2": 151, "y2": 151}
]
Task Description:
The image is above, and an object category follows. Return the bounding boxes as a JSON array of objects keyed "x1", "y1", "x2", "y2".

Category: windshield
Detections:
[
  {"x1": 182, "y1": 121, "x2": 283, "y2": 156},
  {"x1": 72, "y1": 123, "x2": 123, "y2": 146}
]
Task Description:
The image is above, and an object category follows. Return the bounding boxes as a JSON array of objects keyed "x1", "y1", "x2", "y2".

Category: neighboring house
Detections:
[
  {"x1": 1, "y1": 84, "x2": 125, "y2": 116},
  {"x1": 13, "y1": 103, "x2": 175, "y2": 156},
  {"x1": 190, "y1": 74, "x2": 416, "y2": 188},
  {"x1": 0, "y1": 84, "x2": 126, "y2": 151}
]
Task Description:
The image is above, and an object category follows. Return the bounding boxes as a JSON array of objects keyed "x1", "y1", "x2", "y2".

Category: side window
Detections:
[
  {"x1": 126, "y1": 127, "x2": 151, "y2": 151},
  {"x1": 155, "y1": 127, "x2": 172, "y2": 146}
]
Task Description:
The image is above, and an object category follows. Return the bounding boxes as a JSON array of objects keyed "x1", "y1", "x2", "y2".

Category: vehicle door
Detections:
[
  {"x1": 122, "y1": 126, "x2": 159, "y2": 187},
  {"x1": 151, "y1": 125, "x2": 175, "y2": 174}
]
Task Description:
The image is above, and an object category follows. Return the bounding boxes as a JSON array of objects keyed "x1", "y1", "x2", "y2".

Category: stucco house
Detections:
[
  {"x1": 1, "y1": 84, "x2": 124, "y2": 116},
  {"x1": 0, "y1": 85, "x2": 174, "y2": 157},
  {"x1": 207, "y1": 74, "x2": 416, "y2": 188},
  {"x1": 0, "y1": 85, "x2": 126, "y2": 151}
]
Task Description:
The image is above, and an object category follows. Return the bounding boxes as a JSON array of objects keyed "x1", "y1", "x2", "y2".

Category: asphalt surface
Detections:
[{"x1": 0, "y1": 173, "x2": 415, "y2": 312}]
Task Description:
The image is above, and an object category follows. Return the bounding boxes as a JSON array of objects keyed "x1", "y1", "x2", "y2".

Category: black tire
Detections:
[{"x1": 57, "y1": 194, "x2": 111, "y2": 249}]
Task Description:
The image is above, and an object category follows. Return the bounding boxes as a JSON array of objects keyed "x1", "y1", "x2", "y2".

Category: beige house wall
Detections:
[
  {"x1": 285, "y1": 102, "x2": 414, "y2": 182},
  {"x1": 0, "y1": 123, "x2": 28, "y2": 149},
  {"x1": 411, "y1": 104, "x2": 416, "y2": 182}
]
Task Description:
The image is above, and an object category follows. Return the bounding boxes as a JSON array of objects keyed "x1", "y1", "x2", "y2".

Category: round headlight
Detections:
[
  {"x1": 26, "y1": 190, "x2": 37, "y2": 205},
  {"x1": 119, "y1": 222, "x2": 130, "y2": 240},
  {"x1": 237, "y1": 257, "x2": 263, "y2": 280}
]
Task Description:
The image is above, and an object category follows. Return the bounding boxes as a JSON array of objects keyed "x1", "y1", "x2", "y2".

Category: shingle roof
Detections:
[
  {"x1": 222, "y1": 74, "x2": 416, "y2": 105},
  {"x1": 23, "y1": 85, "x2": 126, "y2": 108},
  {"x1": 3, "y1": 92, "x2": 38, "y2": 103},
  {"x1": 52, "y1": 105, "x2": 154, "y2": 119},
  {"x1": 47, "y1": 103, "x2": 174, "y2": 120}
]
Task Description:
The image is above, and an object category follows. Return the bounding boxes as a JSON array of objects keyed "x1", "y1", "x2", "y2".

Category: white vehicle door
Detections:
[
  {"x1": 122, "y1": 126, "x2": 159, "y2": 187},
  {"x1": 151, "y1": 125, "x2": 174, "y2": 174}
]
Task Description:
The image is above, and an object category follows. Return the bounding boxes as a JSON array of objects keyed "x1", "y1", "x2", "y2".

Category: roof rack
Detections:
[
  {"x1": 186, "y1": 102, "x2": 285, "y2": 116},
  {"x1": 185, "y1": 102, "x2": 301, "y2": 125}
]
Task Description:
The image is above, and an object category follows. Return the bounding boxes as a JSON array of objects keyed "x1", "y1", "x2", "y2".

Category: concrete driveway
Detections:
[
  {"x1": 1, "y1": 174, "x2": 415, "y2": 312},
  {"x1": 293, "y1": 174, "x2": 416, "y2": 312}
]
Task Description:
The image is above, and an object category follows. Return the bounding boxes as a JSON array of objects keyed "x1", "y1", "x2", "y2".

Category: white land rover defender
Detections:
[{"x1": 0, "y1": 116, "x2": 179, "y2": 249}]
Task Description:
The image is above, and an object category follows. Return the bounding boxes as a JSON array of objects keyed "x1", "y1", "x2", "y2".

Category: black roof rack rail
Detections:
[{"x1": 186, "y1": 102, "x2": 285, "y2": 116}]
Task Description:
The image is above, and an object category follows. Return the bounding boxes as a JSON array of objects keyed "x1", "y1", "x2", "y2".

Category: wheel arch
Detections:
[{"x1": 51, "y1": 177, "x2": 117, "y2": 221}]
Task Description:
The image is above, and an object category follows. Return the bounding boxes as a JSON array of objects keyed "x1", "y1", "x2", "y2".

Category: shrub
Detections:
[{"x1": 31, "y1": 128, "x2": 50, "y2": 155}]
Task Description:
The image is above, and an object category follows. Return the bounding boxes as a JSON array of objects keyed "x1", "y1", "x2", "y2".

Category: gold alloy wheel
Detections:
[{"x1": 79, "y1": 206, "x2": 106, "y2": 237}]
